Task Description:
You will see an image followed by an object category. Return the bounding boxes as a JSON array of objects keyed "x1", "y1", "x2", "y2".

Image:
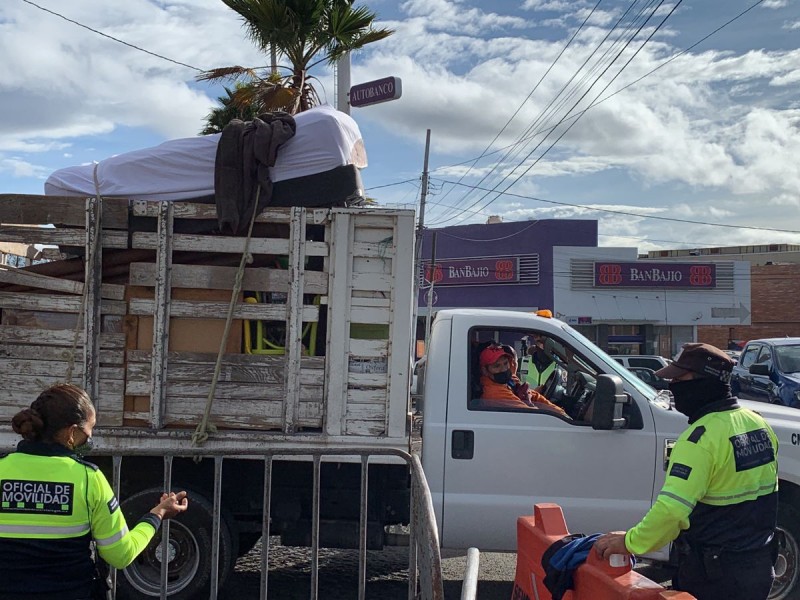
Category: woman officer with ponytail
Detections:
[{"x1": 0, "y1": 384, "x2": 188, "y2": 600}]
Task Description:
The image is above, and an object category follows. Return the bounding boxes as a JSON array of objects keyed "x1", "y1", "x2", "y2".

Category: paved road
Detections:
[{"x1": 221, "y1": 539, "x2": 673, "y2": 599}]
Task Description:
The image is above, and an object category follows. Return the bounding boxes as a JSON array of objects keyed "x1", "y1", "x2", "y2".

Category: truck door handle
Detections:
[{"x1": 452, "y1": 430, "x2": 474, "y2": 460}]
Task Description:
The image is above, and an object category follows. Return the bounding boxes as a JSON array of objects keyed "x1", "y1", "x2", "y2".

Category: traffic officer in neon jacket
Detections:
[
  {"x1": 594, "y1": 343, "x2": 778, "y2": 600},
  {"x1": 0, "y1": 384, "x2": 188, "y2": 600}
]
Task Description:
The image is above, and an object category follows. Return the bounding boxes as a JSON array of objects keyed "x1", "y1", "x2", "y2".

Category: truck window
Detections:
[
  {"x1": 467, "y1": 328, "x2": 600, "y2": 423},
  {"x1": 627, "y1": 357, "x2": 664, "y2": 371}
]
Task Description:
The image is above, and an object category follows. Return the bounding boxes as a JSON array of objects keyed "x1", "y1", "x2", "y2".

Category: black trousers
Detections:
[{"x1": 673, "y1": 545, "x2": 774, "y2": 600}]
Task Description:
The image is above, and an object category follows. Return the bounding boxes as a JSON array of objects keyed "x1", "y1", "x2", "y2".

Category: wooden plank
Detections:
[
  {"x1": 150, "y1": 201, "x2": 173, "y2": 429},
  {"x1": 386, "y1": 211, "x2": 415, "y2": 438},
  {"x1": 0, "y1": 268, "x2": 125, "y2": 300},
  {"x1": 0, "y1": 226, "x2": 128, "y2": 248},
  {"x1": 0, "y1": 344, "x2": 123, "y2": 365},
  {"x1": 163, "y1": 397, "x2": 323, "y2": 419},
  {"x1": 351, "y1": 272, "x2": 392, "y2": 293},
  {"x1": 349, "y1": 339, "x2": 389, "y2": 357},
  {"x1": 126, "y1": 362, "x2": 323, "y2": 386},
  {"x1": 0, "y1": 292, "x2": 126, "y2": 316},
  {"x1": 347, "y1": 389, "x2": 390, "y2": 404},
  {"x1": 0, "y1": 359, "x2": 123, "y2": 380},
  {"x1": 0, "y1": 376, "x2": 124, "y2": 397},
  {"x1": 126, "y1": 349, "x2": 325, "y2": 369},
  {"x1": 0, "y1": 195, "x2": 129, "y2": 229},
  {"x1": 351, "y1": 240, "x2": 401, "y2": 259},
  {"x1": 345, "y1": 402, "x2": 387, "y2": 420},
  {"x1": 129, "y1": 263, "x2": 328, "y2": 295},
  {"x1": 350, "y1": 306, "x2": 392, "y2": 324},
  {"x1": 324, "y1": 211, "x2": 352, "y2": 436},
  {"x1": 133, "y1": 233, "x2": 329, "y2": 258},
  {"x1": 283, "y1": 207, "x2": 306, "y2": 434},
  {"x1": 347, "y1": 372, "x2": 389, "y2": 388},
  {"x1": 128, "y1": 298, "x2": 319, "y2": 321},
  {"x1": 350, "y1": 297, "x2": 391, "y2": 309},
  {"x1": 344, "y1": 420, "x2": 386, "y2": 436},
  {"x1": 84, "y1": 195, "x2": 103, "y2": 404},
  {"x1": 353, "y1": 256, "x2": 393, "y2": 275},
  {"x1": 132, "y1": 200, "x2": 330, "y2": 225},
  {"x1": 0, "y1": 326, "x2": 125, "y2": 348},
  {"x1": 125, "y1": 379, "x2": 324, "y2": 401},
  {"x1": 353, "y1": 227, "x2": 394, "y2": 244}
]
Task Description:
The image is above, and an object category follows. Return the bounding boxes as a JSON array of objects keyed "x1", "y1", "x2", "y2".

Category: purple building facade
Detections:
[{"x1": 417, "y1": 219, "x2": 598, "y2": 313}]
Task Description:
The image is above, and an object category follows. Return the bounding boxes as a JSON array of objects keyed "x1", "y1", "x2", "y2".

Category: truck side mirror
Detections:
[
  {"x1": 592, "y1": 374, "x2": 627, "y2": 430},
  {"x1": 750, "y1": 363, "x2": 770, "y2": 376}
]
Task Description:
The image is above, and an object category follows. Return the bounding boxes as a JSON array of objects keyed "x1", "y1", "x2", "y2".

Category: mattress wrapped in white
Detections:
[{"x1": 44, "y1": 104, "x2": 367, "y2": 202}]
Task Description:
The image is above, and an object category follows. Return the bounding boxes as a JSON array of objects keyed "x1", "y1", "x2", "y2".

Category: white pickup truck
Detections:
[{"x1": 420, "y1": 308, "x2": 800, "y2": 600}]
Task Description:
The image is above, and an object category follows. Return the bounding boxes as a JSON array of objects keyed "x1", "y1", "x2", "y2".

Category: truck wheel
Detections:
[
  {"x1": 771, "y1": 504, "x2": 800, "y2": 600},
  {"x1": 116, "y1": 488, "x2": 235, "y2": 599}
]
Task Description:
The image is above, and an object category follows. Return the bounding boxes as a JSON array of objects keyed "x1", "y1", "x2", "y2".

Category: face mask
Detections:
[
  {"x1": 73, "y1": 437, "x2": 95, "y2": 457},
  {"x1": 491, "y1": 370, "x2": 512, "y2": 385},
  {"x1": 668, "y1": 377, "x2": 728, "y2": 420}
]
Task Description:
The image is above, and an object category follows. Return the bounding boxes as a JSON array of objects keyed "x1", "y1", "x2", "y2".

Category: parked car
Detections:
[
  {"x1": 628, "y1": 366, "x2": 671, "y2": 391},
  {"x1": 724, "y1": 349, "x2": 742, "y2": 364},
  {"x1": 731, "y1": 338, "x2": 800, "y2": 407},
  {"x1": 611, "y1": 355, "x2": 672, "y2": 373}
]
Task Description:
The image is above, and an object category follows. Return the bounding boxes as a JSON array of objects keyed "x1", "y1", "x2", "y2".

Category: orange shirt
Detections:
[{"x1": 479, "y1": 375, "x2": 568, "y2": 416}]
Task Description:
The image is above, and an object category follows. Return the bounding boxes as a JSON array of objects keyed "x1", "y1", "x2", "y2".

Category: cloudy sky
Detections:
[{"x1": 1, "y1": 0, "x2": 798, "y2": 252}]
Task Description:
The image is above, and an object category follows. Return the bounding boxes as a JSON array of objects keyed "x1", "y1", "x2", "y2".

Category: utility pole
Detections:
[
  {"x1": 412, "y1": 129, "x2": 431, "y2": 357},
  {"x1": 336, "y1": 53, "x2": 351, "y2": 115},
  {"x1": 424, "y1": 231, "x2": 437, "y2": 351}
]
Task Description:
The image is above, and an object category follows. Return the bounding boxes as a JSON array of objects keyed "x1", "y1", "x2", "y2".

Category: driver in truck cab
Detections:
[
  {"x1": 594, "y1": 343, "x2": 778, "y2": 600},
  {"x1": 477, "y1": 345, "x2": 568, "y2": 417}
]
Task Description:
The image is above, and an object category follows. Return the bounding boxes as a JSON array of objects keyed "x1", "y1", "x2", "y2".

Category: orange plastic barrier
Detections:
[{"x1": 511, "y1": 503, "x2": 696, "y2": 600}]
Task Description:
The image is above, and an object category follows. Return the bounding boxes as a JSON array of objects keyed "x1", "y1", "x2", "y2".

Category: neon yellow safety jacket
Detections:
[
  {"x1": 0, "y1": 441, "x2": 161, "y2": 599},
  {"x1": 522, "y1": 354, "x2": 556, "y2": 387},
  {"x1": 625, "y1": 401, "x2": 778, "y2": 555}
]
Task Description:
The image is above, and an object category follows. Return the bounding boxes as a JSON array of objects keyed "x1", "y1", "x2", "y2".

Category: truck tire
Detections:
[
  {"x1": 116, "y1": 488, "x2": 235, "y2": 599},
  {"x1": 771, "y1": 504, "x2": 800, "y2": 600}
]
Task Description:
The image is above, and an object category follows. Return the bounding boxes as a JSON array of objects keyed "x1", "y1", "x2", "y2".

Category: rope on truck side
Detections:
[
  {"x1": 64, "y1": 163, "x2": 102, "y2": 384},
  {"x1": 191, "y1": 187, "x2": 261, "y2": 446}
]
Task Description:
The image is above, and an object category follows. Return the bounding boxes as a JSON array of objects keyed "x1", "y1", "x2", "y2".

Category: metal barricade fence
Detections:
[{"x1": 103, "y1": 446, "x2": 445, "y2": 600}]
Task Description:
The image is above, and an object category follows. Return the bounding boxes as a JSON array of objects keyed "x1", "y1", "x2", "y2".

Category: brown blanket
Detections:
[{"x1": 214, "y1": 112, "x2": 297, "y2": 234}]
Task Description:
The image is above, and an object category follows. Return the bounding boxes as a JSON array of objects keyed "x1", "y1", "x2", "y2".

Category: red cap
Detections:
[{"x1": 480, "y1": 346, "x2": 512, "y2": 368}]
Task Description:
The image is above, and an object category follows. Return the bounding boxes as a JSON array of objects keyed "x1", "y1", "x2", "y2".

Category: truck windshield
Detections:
[{"x1": 561, "y1": 323, "x2": 659, "y2": 401}]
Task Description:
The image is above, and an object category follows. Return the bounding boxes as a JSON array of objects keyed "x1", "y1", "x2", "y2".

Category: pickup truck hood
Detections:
[
  {"x1": 739, "y1": 399, "x2": 800, "y2": 424},
  {"x1": 739, "y1": 399, "x2": 800, "y2": 485}
]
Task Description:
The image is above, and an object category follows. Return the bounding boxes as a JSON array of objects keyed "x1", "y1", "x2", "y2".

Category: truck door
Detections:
[{"x1": 440, "y1": 326, "x2": 658, "y2": 552}]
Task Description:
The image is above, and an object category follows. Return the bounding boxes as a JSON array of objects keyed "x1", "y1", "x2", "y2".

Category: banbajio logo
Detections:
[
  {"x1": 495, "y1": 259, "x2": 515, "y2": 281},
  {"x1": 689, "y1": 265, "x2": 713, "y2": 286},
  {"x1": 597, "y1": 264, "x2": 622, "y2": 285},
  {"x1": 425, "y1": 264, "x2": 443, "y2": 284}
]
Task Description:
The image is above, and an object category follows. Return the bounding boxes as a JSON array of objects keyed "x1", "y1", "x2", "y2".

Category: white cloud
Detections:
[{"x1": 0, "y1": 158, "x2": 50, "y2": 179}]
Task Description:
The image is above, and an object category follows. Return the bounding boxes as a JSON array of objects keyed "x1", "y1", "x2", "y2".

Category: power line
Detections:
[
  {"x1": 433, "y1": 0, "x2": 678, "y2": 227},
  {"x1": 432, "y1": 0, "x2": 606, "y2": 222},
  {"x1": 369, "y1": 0, "x2": 768, "y2": 210},
  {"x1": 433, "y1": 0, "x2": 655, "y2": 224},
  {"x1": 431, "y1": 178, "x2": 800, "y2": 235},
  {"x1": 18, "y1": 0, "x2": 203, "y2": 72}
]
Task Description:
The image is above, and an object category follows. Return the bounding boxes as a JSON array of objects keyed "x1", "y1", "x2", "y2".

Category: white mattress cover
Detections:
[{"x1": 44, "y1": 104, "x2": 367, "y2": 202}]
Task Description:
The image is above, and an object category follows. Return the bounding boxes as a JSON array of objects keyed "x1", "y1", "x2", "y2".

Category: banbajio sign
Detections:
[
  {"x1": 594, "y1": 262, "x2": 716, "y2": 288},
  {"x1": 424, "y1": 257, "x2": 519, "y2": 286}
]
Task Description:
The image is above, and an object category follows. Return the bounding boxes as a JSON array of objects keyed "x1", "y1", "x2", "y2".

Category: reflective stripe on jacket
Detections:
[
  {"x1": 625, "y1": 404, "x2": 778, "y2": 555},
  {"x1": 0, "y1": 441, "x2": 160, "y2": 597}
]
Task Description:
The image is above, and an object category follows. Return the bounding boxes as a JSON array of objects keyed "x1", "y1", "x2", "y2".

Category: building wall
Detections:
[
  {"x1": 698, "y1": 263, "x2": 800, "y2": 348},
  {"x1": 418, "y1": 219, "x2": 597, "y2": 314}
]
